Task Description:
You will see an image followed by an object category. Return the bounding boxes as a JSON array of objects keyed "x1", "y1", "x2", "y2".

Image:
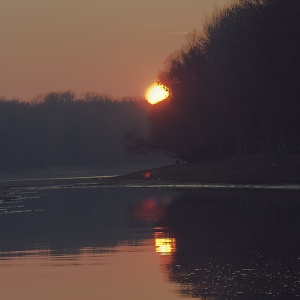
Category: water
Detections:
[{"x1": 0, "y1": 182, "x2": 300, "y2": 299}]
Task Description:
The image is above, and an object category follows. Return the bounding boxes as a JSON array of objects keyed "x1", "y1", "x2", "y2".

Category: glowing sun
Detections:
[{"x1": 146, "y1": 83, "x2": 169, "y2": 104}]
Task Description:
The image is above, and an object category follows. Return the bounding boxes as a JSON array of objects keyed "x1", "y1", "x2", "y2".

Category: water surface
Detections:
[{"x1": 0, "y1": 183, "x2": 299, "y2": 299}]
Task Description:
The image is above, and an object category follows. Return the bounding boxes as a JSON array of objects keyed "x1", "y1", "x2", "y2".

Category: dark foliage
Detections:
[
  {"x1": 133, "y1": 0, "x2": 300, "y2": 162},
  {"x1": 0, "y1": 92, "x2": 149, "y2": 172}
]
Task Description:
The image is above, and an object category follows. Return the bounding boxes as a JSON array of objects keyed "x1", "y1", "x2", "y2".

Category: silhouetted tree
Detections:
[
  {"x1": 0, "y1": 93, "x2": 154, "y2": 172},
  {"x1": 131, "y1": 0, "x2": 300, "y2": 162}
]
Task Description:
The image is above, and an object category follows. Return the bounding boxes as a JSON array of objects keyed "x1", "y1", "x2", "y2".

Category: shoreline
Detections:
[
  {"x1": 104, "y1": 154, "x2": 300, "y2": 191},
  {"x1": 1, "y1": 176, "x2": 300, "y2": 192},
  {"x1": 1, "y1": 155, "x2": 300, "y2": 191},
  {"x1": 114, "y1": 154, "x2": 300, "y2": 182}
]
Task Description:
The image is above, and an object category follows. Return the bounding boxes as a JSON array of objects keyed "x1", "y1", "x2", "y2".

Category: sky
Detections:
[{"x1": 0, "y1": 0, "x2": 229, "y2": 101}]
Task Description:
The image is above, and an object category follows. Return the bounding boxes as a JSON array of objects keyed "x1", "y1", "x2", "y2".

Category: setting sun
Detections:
[{"x1": 146, "y1": 83, "x2": 169, "y2": 105}]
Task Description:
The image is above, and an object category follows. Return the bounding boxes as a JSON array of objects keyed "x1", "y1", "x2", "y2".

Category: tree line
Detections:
[
  {"x1": 0, "y1": 92, "x2": 151, "y2": 172},
  {"x1": 130, "y1": 0, "x2": 300, "y2": 162}
]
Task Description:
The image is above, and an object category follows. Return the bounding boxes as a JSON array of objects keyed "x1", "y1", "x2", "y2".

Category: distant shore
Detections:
[{"x1": 1, "y1": 155, "x2": 300, "y2": 191}]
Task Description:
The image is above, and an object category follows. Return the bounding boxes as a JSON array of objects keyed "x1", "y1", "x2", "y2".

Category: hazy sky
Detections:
[{"x1": 0, "y1": 0, "x2": 229, "y2": 101}]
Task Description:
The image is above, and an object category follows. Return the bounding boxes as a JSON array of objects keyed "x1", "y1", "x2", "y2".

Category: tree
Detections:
[
  {"x1": 0, "y1": 93, "x2": 151, "y2": 172},
  {"x1": 131, "y1": 0, "x2": 300, "y2": 162}
]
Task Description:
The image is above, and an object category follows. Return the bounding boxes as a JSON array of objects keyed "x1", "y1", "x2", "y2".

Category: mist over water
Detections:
[{"x1": 0, "y1": 183, "x2": 299, "y2": 299}]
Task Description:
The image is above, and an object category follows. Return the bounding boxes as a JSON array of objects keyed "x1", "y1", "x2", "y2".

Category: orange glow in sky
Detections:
[
  {"x1": 146, "y1": 83, "x2": 170, "y2": 105},
  {"x1": 0, "y1": 0, "x2": 229, "y2": 101}
]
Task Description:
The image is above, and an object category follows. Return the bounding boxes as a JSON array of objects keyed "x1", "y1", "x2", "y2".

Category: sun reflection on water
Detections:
[
  {"x1": 155, "y1": 238, "x2": 176, "y2": 255},
  {"x1": 155, "y1": 231, "x2": 176, "y2": 256}
]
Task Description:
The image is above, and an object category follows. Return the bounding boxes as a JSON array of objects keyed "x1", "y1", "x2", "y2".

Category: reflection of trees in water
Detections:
[
  {"x1": 158, "y1": 191, "x2": 300, "y2": 299},
  {"x1": 0, "y1": 187, "x2": 174, "y2": 256}
]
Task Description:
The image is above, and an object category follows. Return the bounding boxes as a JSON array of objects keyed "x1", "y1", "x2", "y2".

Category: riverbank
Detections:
[
  {"x1": 1, "y1": 155, "x2": 300, "y2": 192},
  {"x1": 114, "y1": 154, "x2": 300, "y2": 184}
]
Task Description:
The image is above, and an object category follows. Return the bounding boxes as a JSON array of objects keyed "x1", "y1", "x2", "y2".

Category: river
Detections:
[{"x1": 0, "y1": 180, "x2": 299, "y2": 299}]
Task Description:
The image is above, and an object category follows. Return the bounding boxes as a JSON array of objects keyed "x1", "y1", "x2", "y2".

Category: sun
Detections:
[{"x1": 145, "y1": 83, "x2": 169, "y2": 105}]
